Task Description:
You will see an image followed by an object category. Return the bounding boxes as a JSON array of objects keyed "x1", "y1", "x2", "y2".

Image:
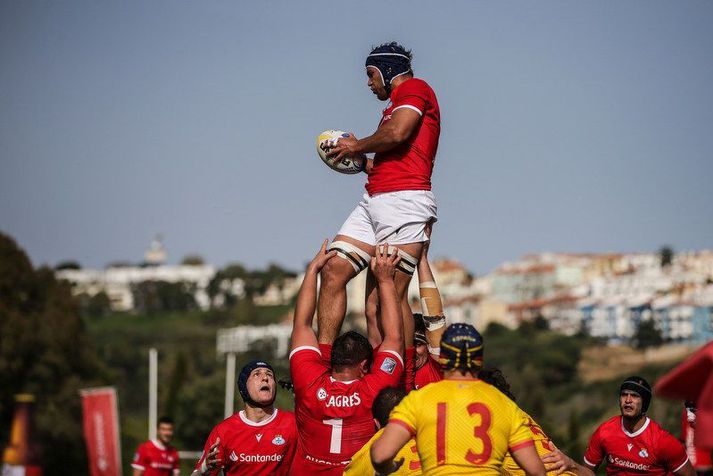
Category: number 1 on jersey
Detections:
[{"x1": 323, "y1": 418, "x2": 343, "y2": 454}]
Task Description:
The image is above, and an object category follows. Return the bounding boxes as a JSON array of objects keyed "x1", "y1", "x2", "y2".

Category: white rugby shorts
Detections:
[{"x1": 337, "y1": 190, "x2": 438, "y2": 246}]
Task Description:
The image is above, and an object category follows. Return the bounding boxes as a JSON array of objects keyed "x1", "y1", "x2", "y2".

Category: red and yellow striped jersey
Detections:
[{"x1": 501, "y1": 412, "x2": 576, "y2": 476}]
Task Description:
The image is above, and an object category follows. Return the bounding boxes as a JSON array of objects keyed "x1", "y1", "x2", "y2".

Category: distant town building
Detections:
[{"x1": 56, "y1": 241, "x2": 713, "y2": 347}]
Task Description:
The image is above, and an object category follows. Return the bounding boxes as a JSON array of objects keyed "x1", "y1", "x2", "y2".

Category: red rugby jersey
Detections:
[
  {"x1": 131, "y1": 440, "x2": 179, "y2": 476},
  {"x1": 584, "y1": 416, "x2": 689, "y2": 476},
  {"x1": 194, "y1": 409, "x2": 297, "y2": 476},
  {"x1": 414, "y1": 354, "x2": 443, "y2": 390},
  {"x1": 289, "y1": 345, "x2": 404, "y2": 475},
  {"x1": 366, "y1": 77, "x2": 440, "y2": 196}
]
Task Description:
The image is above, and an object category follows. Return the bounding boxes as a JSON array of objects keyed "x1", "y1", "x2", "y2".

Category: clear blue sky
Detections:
[{"x1": 2, "y1": 1, "x2": 712, "y2": 274}]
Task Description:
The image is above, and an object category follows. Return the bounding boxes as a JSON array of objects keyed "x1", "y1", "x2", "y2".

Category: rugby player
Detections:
[
  {"x1": 317, "y1": 42, "x2": 441, "y2": 376},
  {"x1": 344, "y1": 387, "x2": 421, "y2": 475},
  {"x1": 413, "y1": 234, "x2": 445, "y2": 390},
  {"x1": 371, "y1": 323, "x2": 546, "y2": 475},
  {"x1": 192, "y1": 360, "x2": 296, "y2": 475},
  {"x1": 473, "y1": 367, "x2": 576, "y2": 476},
  {"x1": 543, "y1": 376, "x2": 694, "y2": 476},
  {"x1": 289, "y1": 241, "x2": 405, "y2": 474},
  {"x1": 132, "y1": 416, "x2": 180, "y2": 476}
]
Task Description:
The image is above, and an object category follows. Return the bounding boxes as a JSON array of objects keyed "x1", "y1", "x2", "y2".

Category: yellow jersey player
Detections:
[
  {"x1": 474, "y1": 368, "x2": 576, "y2": 476},
  {"x1": 344, "y1": 387, "x2": 421, "y2": 475},
  {"x1": 371, "y1": 323, "x2": 546, "y2": 475}
]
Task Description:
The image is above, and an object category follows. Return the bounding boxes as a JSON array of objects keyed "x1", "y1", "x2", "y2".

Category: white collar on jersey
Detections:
[
  {"x1": 329, "y1": 376, "x2": 357, "y2": 385},
  {"x1": 238, "y1": 409, "x2": 279, "y2": 427},
  {"x1": 620, "y1": 416, "x2": 650, "y2": 437},
  {"x1": 151, "y1": 439, "x2": 166, "y2": 450}
]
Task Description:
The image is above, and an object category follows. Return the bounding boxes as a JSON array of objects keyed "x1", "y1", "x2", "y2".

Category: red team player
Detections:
[
  {"x1": 545, "y1": 376, "x2": 694, "y2": 476},
  {"x1": 289, "y1": 241, "x2": 405, "y2": 474},
  {"x1": 132, "y1": 416, "x2": 180, "y2": 476},
  {"x1": 192, "y1": 360, "x2": 296, "y2": 476},
  {"x1": 413, "y1": 314, "x2": 443, "y2": 390},
  {"x1": 413, "y1": 234, "x2": 446, "y2": 390},
  {"x1": 318, "y1": 42, "x2": 441, "y2": 392}
]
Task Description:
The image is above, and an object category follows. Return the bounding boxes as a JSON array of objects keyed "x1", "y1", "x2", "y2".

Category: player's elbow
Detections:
[{"x1": 370, "y1": 441, "x2": 391, "y2": 470}]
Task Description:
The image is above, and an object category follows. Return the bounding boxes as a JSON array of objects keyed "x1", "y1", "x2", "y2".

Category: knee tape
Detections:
[
  {"x1": 329, "y1": 240, "x2": 371, "y2": 273},
  {"x1": 377, "y1": 245, "x2": 418, "y2": 276}
]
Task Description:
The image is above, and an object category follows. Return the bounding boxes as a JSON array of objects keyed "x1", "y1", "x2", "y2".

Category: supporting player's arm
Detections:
[
  {"x1": 511, "y1": 444, "x2": 547, "y2": 476},
  {"x1": 328, "y1": 108, "x2": 421, "y2": 162},
  {"x1": 370, "y1": 423, "x2": 410, "y2": 475},
  {"x1": 371, "y1": 245, "x2": 404, "y2": 357},
  {"x1": 417, "y1": 235, "x2": 446, "y2": 350},
  {"x1": 541, "y1": 449, "x2": 595, "y2": 476},
  {"x1": 132, "y1": 469, "x2": 143, "y2": 476},
  {"x1": 674, "y1": 461, "x2": 695, "y2": 476},
  {"x1": 290, "y1": 240, "x2": 336, "y2": 350},
  {"x1": 191, "y1": 438, "x2": 222, "y2": 476}
]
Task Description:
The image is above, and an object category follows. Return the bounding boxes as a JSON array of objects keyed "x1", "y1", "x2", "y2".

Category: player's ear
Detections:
[
  {"x1": 373, "y1": 418, "x2": 381, "y2": 430},
  {"x1": 359, "y1": 359, "x2": 369, "y2": 374}
]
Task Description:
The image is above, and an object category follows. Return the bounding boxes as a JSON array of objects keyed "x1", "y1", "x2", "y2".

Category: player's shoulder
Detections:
[
  {"x1": 645, "y1": 417, "x2": 677, "y2": 441},
  {"x1": 593, "y1": 415, "x2": 623, "y2": 437},
  {"x1": 276, "y1": 408, "x2": 296, "y2": 424},
  {"x1": 404, "y1": 77, "x2": 433, "y2": 91},
  {"x1": 289, "y1": 344, "x2": 322, "y2": 360},
  {"x1": 211, "y1": 412, "x2": 246, "y2": 435},
  {"x1": 136, "y1": 440, "x2": 152, "y2": 452},
  {"x1": 372, "y1": 349, "x2": 404, "y2": 370}
]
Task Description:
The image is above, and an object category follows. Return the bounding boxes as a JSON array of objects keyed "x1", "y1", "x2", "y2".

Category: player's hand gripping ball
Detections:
[{"x1": 316, "y1": 130, "x2": 365, "y2": 174}]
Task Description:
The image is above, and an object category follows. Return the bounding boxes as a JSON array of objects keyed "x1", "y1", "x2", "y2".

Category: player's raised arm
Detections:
[
  {"x1": 371, "y1": 245, "x2": 404, "y2": 357},
  {"x1": 290, "y1": 240, "x2": 336, "y2": 351},
  {"x1": 416, "y1": 232, "x2": 447, "y2": 350}
]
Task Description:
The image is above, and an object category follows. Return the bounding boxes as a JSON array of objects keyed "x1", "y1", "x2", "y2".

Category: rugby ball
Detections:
[{"x1": 316, "y1": 130, "x2": 365, "y2": 175}]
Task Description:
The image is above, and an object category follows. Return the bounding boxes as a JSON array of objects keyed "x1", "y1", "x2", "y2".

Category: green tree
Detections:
[
  {"x1": 181, "y1": 255, "x2": 205, "y2": 266},
  {"x1": 659, "y1": 246, "x2": 674, "y2": 268},
  {"x1": 131, "y1": 281, "x2": 197, "y2": 313},
  {"x1": 0, "y1": 231, "x2": 106, "y2": 476},
  {"x1": 633, "y1": 319, "x2": 663, "y2": 349},
  {"x1": 55, "y1": 260, "x2": 81, "y2": 270},
  {"x1": 86, "y1": 291, "x2": 112, "y2": 318},
  {"x1": 163, "y1": 352, "x2": 188, "y2": 418}
]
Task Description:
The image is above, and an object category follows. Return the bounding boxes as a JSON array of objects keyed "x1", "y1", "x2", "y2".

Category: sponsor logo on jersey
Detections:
[
  {"x1": 639, "y1": 448, "x2": 649, "y2": 458},
  {"x1": 239, "y1": 453, "x2": 283, "y2": 462},
  {"x1": 608, "y1": 455, "x2": 650, "y2": 471},
  {"x1": 317, "y1": 387, "x2": 328, "y2": 401},
  {"x1": 272, "y1": 435, "x2": 286, "y2": 446},
  {"x1": 230, "y1": 451, "x2": 238, "y2": 462},
  {"x1": 305, "y1": 453, "x2": 350, "y2": 466},
  {"x1": 380, "y1": 357, "x2": 397, "y2": 374},
  {"x1": 256, "y1": 433, "x2": 263, "y2": 442},
  {"x1": 326, "y1": 392, "x2": 361, "y2": 408}
]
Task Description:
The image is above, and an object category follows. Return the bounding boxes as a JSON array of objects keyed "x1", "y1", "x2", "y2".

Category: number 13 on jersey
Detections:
[{"x1": 436, "y1": 402, "x2": 493, "y2": 466}]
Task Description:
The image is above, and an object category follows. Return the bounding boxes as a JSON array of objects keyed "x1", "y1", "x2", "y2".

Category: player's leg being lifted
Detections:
[{"x1": 317, "y1": 234, "x2": 374, "y2": 345}]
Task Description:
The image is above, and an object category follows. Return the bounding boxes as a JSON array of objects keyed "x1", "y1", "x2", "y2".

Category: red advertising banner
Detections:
[{"x1": 80, "y1": 387, "x2": 122, "y2": 476}]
